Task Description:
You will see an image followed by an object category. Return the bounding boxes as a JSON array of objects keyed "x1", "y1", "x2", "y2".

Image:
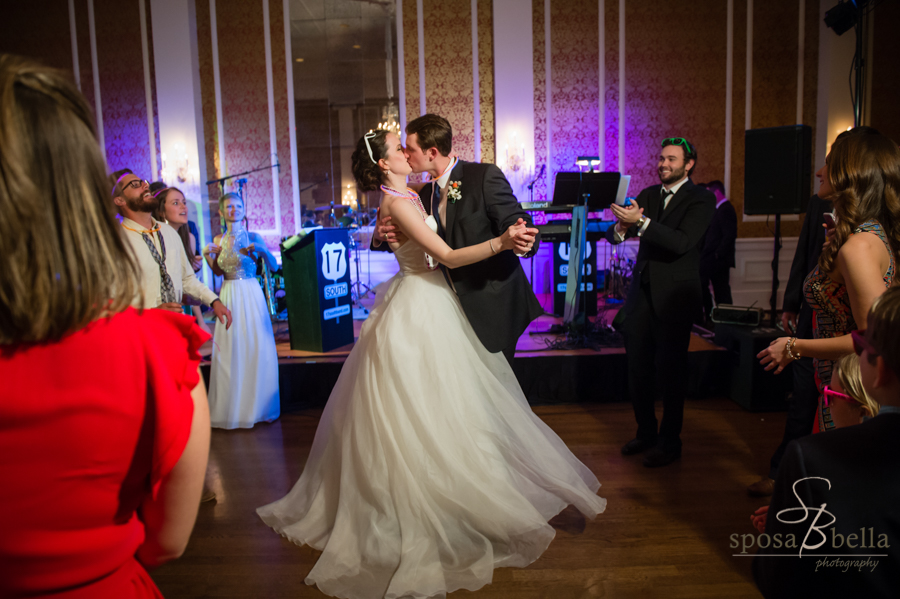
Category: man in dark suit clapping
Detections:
[{"x1": 606, "y1": 137, "x2": 716, "y2": 467}]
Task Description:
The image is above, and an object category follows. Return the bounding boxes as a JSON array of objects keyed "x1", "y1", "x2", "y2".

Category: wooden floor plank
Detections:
[{"x1": 152, "y1": 399, "x2": 782, "y2": 598}]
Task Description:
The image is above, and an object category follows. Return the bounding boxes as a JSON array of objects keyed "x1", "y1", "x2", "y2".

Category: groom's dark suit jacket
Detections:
[{"x1": 419, "y1": 160, "x2": 544, "y2": 354}]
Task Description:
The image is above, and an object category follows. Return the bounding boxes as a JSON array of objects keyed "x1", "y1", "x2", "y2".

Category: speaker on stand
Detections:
[{"x1": 744, "y1": 124, "x2": 812, "y2": 326}]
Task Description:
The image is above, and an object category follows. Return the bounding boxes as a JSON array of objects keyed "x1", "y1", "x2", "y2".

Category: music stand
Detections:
[
  {"x1": 552, "y1": 172, "x2": 620, "y2": 323},
  {"x1": 551, "y1": 172, "x2": 621, "y2": 209}
]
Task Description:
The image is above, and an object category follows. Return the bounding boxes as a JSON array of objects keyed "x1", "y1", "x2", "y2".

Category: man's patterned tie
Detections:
[{"x1": 141, "y1": 231, "x2": 176, "y2": 304}]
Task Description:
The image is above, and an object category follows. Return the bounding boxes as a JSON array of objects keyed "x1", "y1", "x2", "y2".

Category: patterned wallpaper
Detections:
[
  {"x1": 603, "y1": 0, "x2": 619, "y2": 174},
  {"x1": 623, "y1": 1, "x2": 728, "y2": 195},
  {"x1": 549, "y1": 0, "x2": 600, "y2": 183},
  {"x1": 94, "y1": 0, "x2": 159, "y2": 179},
  {"x1": 532, "y1": 0, "x2": 548, "y2": 205},
  {"x1": 422, "y1": 0, "x2": 476, "y2": 162},
  {"x1": 215, "y1": 0, "x2": 278, "y2": 236}
]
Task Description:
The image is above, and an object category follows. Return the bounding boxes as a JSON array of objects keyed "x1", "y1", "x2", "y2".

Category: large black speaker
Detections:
[
  {"x1": 714, "y1": 323, "x2": 792, "y2": 412},
  {"x1": 744, "y1": 125, "x2": 812, "y2": 215}
]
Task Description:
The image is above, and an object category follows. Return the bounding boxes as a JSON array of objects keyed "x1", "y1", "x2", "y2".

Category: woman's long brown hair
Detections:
[
  {"x1": 155, "y1": 186, "x2": 197, "y2": 264},
  {"x1": 818, "y1": 132, "x2": 900, "y2": 277},
  {"x1": 0, "y1": 54, "x2": 141, "y2": 344}
]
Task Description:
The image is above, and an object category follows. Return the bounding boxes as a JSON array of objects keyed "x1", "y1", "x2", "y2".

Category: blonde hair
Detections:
[
  {"x1": 217, "y1": 192, "x2": 246, "y2": 233},
  {"x1": 0, "y1": 54, "x2": 141, "y2": 344},
  {"x1": 832, "y1": 353, "x2": 880, "y2": 417}
]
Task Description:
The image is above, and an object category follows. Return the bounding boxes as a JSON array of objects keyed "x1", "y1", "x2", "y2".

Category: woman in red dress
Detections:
[{"x1": 0, "y1": 55, "x2": 210, "y2": 598}]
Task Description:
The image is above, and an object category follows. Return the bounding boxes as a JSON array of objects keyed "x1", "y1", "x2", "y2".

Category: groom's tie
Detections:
[{"x1": 432, "y1": 183, "x2": 445, "y2": 237}]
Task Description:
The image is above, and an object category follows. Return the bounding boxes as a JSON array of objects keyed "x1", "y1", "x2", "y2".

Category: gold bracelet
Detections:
[
  {"x1": 489, "y1": 238, "x2": 497, "y2": 254},
  {"x1": 785, "y1": 337, "x2": 800, "y2": 361}
]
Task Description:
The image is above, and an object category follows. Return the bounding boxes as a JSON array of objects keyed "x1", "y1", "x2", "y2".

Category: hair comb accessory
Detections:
[{"x1": 364, "y1": 131, "x2": 378, "y2": 165}]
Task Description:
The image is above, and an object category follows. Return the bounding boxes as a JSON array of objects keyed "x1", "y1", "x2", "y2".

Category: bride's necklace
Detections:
[
  {"x1": 380, "y1": 185, "x2": 429, "y2": 219},
  {"x1": 378, "y1": 185, "x2": 439, "y2": 271}
]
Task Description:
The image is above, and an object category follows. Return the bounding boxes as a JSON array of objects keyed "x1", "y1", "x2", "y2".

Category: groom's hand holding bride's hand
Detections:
[{"x1": 500, "y1": 218, "x2": 539, "y2": 253}]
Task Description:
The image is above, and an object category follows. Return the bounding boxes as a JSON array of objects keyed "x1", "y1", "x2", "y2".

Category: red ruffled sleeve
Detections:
[{"x1": 137, "y1": 310, "x2": 211, "y2": 499}]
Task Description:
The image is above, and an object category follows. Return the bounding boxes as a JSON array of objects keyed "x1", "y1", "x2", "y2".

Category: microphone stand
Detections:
[{"x1": 205, "y1": 162, "x2": 281, "y2": 195}]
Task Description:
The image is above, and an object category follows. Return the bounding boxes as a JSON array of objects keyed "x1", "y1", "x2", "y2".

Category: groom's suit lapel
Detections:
[{"x1": 444, "y1": 159, "x2": 466, "y2": 240}]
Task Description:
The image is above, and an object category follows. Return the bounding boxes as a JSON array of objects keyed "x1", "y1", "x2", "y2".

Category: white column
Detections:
[
  {"x1": 150, "y1": 0, "x2": 211, "y2": 281},
  {"x1": 493, "y1": 0, "x2": 534, "y2": 174}
]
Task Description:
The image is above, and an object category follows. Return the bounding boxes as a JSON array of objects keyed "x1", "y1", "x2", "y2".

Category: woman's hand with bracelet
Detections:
[{"x1": 757, "y1": 336, "x2": 798, "y2": 374}]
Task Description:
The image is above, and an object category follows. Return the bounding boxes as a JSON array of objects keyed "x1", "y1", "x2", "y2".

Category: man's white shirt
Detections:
[{"x1": 121, "y1": 217, "x2": 218, "y2": 308}]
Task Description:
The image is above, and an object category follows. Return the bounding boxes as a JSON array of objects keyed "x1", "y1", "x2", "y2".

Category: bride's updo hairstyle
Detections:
[{"x1": 351, "y1": 129, "x2": 390, "y2": 191}]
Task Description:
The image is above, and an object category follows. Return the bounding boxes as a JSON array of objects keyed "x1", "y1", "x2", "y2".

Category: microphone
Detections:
[{"x1": 527, "y1": 165, "x2": 546, "y2": 190}]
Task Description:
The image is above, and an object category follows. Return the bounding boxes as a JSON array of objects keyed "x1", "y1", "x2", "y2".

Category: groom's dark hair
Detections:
[{"x1": 406, "y1": 114, "x2": 452, "y2": 157}]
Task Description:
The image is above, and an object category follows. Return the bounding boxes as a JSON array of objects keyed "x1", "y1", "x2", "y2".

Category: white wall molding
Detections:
[
  {"x1": 493, "y1": 0, "x2": 534, "y2": 173},
  {"x1": 416, "y1": 0, "x2": 425, "y2": 116},
  {"x1": 283, "y1": 0, "x2": 300, "y2": 233},
  {"x1": 544, "y1": 0, "x2": 552, "y2": 192},
  {"x1": 396, "y1": 0, "x2": 407, "y2": 138},
  {"x1": 209, "y1": 0, "x2": 226, "y2": 178},
  {"x1": 260, "y1": 0, "x2": 281, "y2": 236},
  {"x1": 598, "y1": 0, "x2": 604, "y2": 165},
  {"x1": 617, "y1": 0, "x2": 625, "y2": 174},
  {"x1": 471, "y1": 0, "x2": 481, "y2": 162}
]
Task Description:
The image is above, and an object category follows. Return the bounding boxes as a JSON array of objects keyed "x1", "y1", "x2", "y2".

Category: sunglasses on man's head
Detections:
[
  {"x1": 851, "y1": 329, "x2": 878, "y2": 358},
  {"x1": 823, "y1": 385, "x2": 857, "y2": 408},
  {"x1": 661, "y1": 137, "x2": 692, "y2": 154}
]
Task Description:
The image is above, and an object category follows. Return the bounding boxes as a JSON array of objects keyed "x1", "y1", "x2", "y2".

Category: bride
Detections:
[{"x1": 257, "y1": 129, "x2": 607, "y2": 599}]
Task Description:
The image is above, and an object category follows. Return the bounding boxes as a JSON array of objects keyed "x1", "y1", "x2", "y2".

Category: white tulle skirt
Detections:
[
  {"x1": 257, "y1": 269, "x2": 605, "y2": 599},
  {"x1": 208, "y1": 277, "x2": 280, "y2": 429}
]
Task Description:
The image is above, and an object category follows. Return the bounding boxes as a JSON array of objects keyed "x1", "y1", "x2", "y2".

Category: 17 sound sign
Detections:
[
  {"x1": 553, "y1": 241, "x2": 598, "y2": 316},
  {"x1": 320, "y1": 241, "x2": 350, "y2": 322}
]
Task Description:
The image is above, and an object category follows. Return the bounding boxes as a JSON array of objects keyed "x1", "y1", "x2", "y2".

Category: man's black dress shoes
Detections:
[
  {"x1": 620, "y1": 437, "x2": 656, "y2": 455},
  {"x1": 642, "y1": 446, "x2": 681, "y2": 468}
]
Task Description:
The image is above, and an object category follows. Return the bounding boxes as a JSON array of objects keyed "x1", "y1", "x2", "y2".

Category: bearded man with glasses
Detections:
[
  {"x1": 605, "y1": 137, "x2": 716, "y2": 467},
  {"x1": 111, "y1": 168, "x2": 232, "y2": 329}
]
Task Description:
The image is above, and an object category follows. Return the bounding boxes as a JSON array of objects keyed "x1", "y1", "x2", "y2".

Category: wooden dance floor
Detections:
[{"x1": 151, "y1": 399, "x2": 782, "y2": 598}]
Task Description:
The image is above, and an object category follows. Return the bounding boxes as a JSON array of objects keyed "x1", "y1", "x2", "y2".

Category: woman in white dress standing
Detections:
[
  {"x1": 204, "y1": 193, "x2": 280, "y2": 429},
  {"x1": 257, "y1": 130, "x2": 606, "y2": 599}
]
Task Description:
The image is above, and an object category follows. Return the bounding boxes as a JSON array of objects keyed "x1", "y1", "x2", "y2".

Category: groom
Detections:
[{"x1": 377, "y1": 114, "x2": 543, "y2": 366}]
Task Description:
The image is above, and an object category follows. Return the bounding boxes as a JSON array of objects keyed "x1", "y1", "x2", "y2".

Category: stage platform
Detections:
[{"x1": 200, "y1": 296, "x2": 731, "y2": 411}]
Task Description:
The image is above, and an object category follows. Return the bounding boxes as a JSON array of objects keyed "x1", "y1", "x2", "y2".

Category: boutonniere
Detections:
[{"x1": 448, "y1": 181, "x2": 462, "y2": 203}]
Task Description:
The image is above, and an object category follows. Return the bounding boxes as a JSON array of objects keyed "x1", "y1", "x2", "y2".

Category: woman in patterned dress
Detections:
[{"x1": 759, "y1": 129, "x2": 900, "y2": 431}]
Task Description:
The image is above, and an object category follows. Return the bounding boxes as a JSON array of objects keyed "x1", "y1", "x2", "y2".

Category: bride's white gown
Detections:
[{"x1": 257, "y1": 215, "x2": 606, "y2": 599}]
